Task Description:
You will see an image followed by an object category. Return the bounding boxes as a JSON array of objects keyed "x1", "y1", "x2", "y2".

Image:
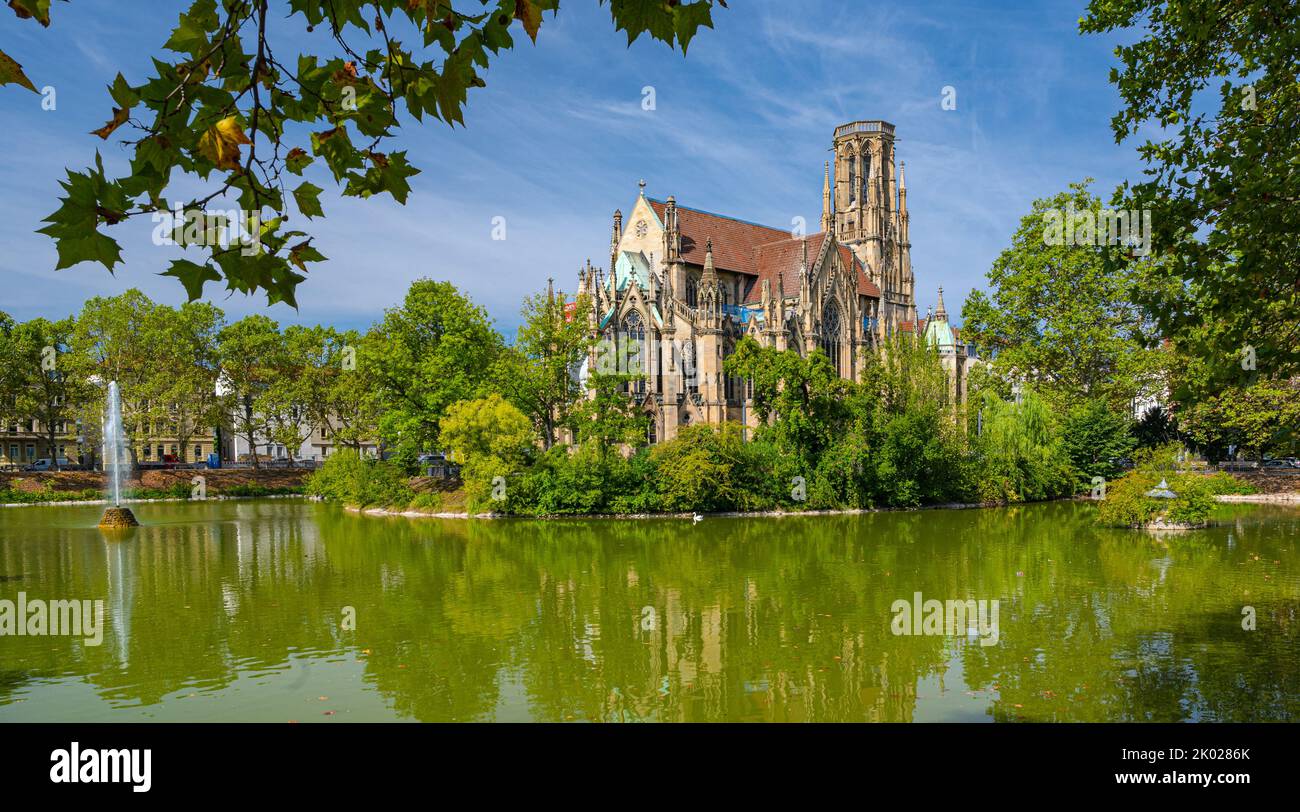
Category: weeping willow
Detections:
[{"x1": 972, "y1": 387, "x2": 1073, "y2": 503}]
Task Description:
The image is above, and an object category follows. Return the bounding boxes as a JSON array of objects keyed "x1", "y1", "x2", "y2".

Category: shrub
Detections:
[
  {"x1": 650, "y1": 423, "x2": 779, "y2": 513},
  {"x1": 1096, "y1": 470, "x2": 1217, "y2": 528},
  {"x1": 1201, "y1": 470, "x2": 1255, "y2": 495},
  {"x1": 306, "y1": 449, "x2": 413, "y2": 508}
]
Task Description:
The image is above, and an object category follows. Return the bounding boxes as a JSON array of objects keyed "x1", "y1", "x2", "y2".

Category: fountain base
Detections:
[{"x1": 98, "y1": 506, "x2": 139, "y2": 529}]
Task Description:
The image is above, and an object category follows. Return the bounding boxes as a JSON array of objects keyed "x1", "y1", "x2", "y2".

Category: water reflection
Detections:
[{"x1": 0, "y1": 500, "x2": 1297, "y2": 722}]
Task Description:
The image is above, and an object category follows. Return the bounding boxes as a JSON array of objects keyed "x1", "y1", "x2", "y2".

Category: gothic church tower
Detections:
[{"x1": 828, "y1": 121, "x2": 917, "y2": 337}]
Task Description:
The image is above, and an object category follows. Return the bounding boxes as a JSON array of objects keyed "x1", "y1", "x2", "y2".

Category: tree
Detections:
[
  {"x1": 71, "y1": 290, "x2": 169, "y2": 466},
  {"x1": 0, "y1": 311, "x2": 17, "y2": 435},
  {"x1": 4, "y1": 317, "x2": 92, "y2": 469},
  {"x1": 960, "y1": 182, "x2": 1164, "y2": 412},
  {"x1": 289, "y1": 325, "x2": 377, "y2": 454},
  {"x1": 1080, "y1": 0, "x2": 1300, "y2": 387},
  {"x1": 971, "y1": 387, "x2": 1073, "y2": 503},
  {"x1": 724, "y1": 337, "x2": 852, "y2": 474},
  {"x1": 363, "y1": 279, "x2": 502, "y2": 464},
  {"x1": 439, "y1": 393, "x2": 534, "y2": 507},
  {"x1": 155, "y1": 301, "x2": 226, "y2": 461},
  {"x1": 1132, "y1": 405, "x2": 1176, "y2": 451},
  {"x1": 571, "y1": 373, "x2": 649, "y2": 459},
  {"x1": 1058, "y1": 397, "x2": 1136, "y2": 490},
  {"x1": 495, "y1": 287, "x2": 592, "y2": 449},
  {"x1": 6, "y1": 0, "x2": 725, "y2": 303},
  {"x1": 217, "y1": 314, "x2": 282, "y2": 467},
  {"x1": 1177, "y1": 378, "x2": 1300, "y2": 462}
]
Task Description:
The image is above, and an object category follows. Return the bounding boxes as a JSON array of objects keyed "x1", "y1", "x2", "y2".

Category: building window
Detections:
[
  {"x1": 194, "y1": 445, "x2": 202, "y2": 460},
  {"x1": 848, "y1": 154, "x2": 856, "y2": 203},
  {"x1": 25, "y1": 444, "x2": 35, "y2": 460},
  {"x1": 623, "y1": 310, "x2": 645, "y2": 395},
  {"x1": 861, "y1": 153, "x2": 870, "y2": 200},
  {"x1": 820, "y1": 301, "x2": 842, "y2": 377},
  {"x1": 647, "y1": 418, "x2": 657, "y2": 445},
  {"x1": 142, "y1": 445, "x2": 151, "y2": 459},
  {"x1": 685, "y1": 275, "x2": 698, "y2": 308},
  {"x1": 683, "y1": 340, "x2": 698, "y2": 394},
  {"x1": 7, "y1": 444, "x2": 17, "y2": 460}
]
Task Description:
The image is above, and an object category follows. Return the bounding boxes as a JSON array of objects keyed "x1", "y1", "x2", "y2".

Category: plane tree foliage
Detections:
[{"x1": 2, "y1": 0, "x2": 725, "y2": 304}]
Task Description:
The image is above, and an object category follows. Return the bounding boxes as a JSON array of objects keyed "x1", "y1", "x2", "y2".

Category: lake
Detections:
[{"x1": 1, "y1": 499, "x2": 1297, "y2": 722}]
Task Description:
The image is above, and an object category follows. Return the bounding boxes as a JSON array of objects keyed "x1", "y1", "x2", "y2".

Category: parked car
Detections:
[
  {"x1": 23, "y1": 458, "x2": 71, "y2": 472},
  {"x1": 1261, "y1": 458, "x2": 1291, "y2": 469}
]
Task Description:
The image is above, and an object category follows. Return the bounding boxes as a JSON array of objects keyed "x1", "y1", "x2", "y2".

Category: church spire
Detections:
[
  {"x1": 821, "y1": 161, "x2": 833, "y2": 233},
  {"x1": 702, "y1": 237, "x2": 716, "y2": 282},
  {"x1": 934, "y1": 286, "x2": 947, "y2": 322}
]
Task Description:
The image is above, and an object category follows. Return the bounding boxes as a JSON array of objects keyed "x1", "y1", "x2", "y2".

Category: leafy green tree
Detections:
[
  {"x1": 3, "y1": 317, "x2": 92, "y2": 469},
  {"x1": 287, "y1": 325, "x2": 377, "y2": 454},
  {"x1": 217, "y1": 314, "x2": 283, "y2": 467},
  {"x1": 571, "y1": 373, "x2": 648, "y2": 459},
  {"x1": 363, "y1": 279, "x2": 502, "y2": 464},
  {"x1": 439, "y1": 393, "x2": 535, "y2": 508},
  {"x1": 1059, "y1": 398, "x2": 1136, "y2": 489},
  {"x1": 1177, "y1": 377, "x2": 1300, "y2": 462},
  {"x1": 7, "y1": 0, "x2": 725, "y2": 303},
  {"x1": 971, "y1": 387, "x2": 1075, "y2": 502},
  {"x1": 724, "y1": 337, "x2": 852, "y2": 474},
  {"x1": 1081, "y1": 0, "x2": 1300, "y2": 387},
  {"x1": 869, "y1": 334, "x2": 969, "y2": 506},
  {"x1": 960, "y1": 182, "x2": 1164, "y2": 412},
  {"x1": 650, "y1": 422, "x2": 774, "y2": 513},
  {"x1": 495, "y1": 287, "x2": 592, "y2": 449},
  {"x1": 155, "y1": 301, "x2": 226, "y2": 461},
  {"x1": 71, "y1": 289, "x2": 170, "y2": 465}
]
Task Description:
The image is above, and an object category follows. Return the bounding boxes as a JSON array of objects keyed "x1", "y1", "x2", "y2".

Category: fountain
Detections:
[{"x1": 98, "y1": 380, "x2": 138, "y2": 529}]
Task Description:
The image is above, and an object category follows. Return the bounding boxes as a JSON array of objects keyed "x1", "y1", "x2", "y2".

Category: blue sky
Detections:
[{"x1": 0, "y1": 0, "x2": 1145, "y2": 336}]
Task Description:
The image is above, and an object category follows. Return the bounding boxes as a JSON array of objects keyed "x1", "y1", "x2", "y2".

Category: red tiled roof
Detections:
[
  {"x1": 741, "y1": 233, "x2": 881, "y2": 304},
  {"x1": 645, "y1": 198, "x2": 881, "y2": 304},
  {"x1": 647, "y1": 199, "x2": 788, "y2": 276}
]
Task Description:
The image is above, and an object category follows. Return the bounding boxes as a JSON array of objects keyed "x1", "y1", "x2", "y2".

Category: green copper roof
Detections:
[
  {"x1": 614, "y1": 250, "x2": 652, "y2": 292},
  {"x1": 923, "y1": 317, "x2": 956, "y2": 349}
]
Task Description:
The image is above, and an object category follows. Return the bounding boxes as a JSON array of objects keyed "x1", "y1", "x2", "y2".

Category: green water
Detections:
[{"x1": 0, "y1": 499, "x2": 1297, "y2": 722}]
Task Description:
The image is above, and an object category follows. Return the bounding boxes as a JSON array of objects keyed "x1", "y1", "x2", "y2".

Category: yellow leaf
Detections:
[
  {"x1": 0, "y1": 48, "x2": 37, "y2": 92},
  {"x1": 90, "y1": 107, "x2": 129, "y2": 140},
  {"x1": 514, "y1": 0, "x2": 542, "y2": 42},
  {"x1": 198, "y1": 116, "x2": 252, "y2": 170}
]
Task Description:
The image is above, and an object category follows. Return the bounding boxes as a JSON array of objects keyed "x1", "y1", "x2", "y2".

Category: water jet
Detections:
[{"x1": 98, "y1": 380, "x2": 139, "y2": 529}]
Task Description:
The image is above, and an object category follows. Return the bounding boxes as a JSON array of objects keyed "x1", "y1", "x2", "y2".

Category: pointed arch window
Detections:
[
  {"x1": 820, "y1": 300, "x2": 842, "y2": 377},
  {"x1": 861, "y1": 152, "x2": 870, "y2": 201},
  {"x1": 685, "y1": 275, "x2": 698, "y2": 308},
  {"x1": 623, "y1": 310, "x2": 646, "y2": 395},
  {"x1": 683, "y1": 340, "x2": 698, "y2": 394},
  {"x1": 848, "y1": 154, "x2": 857, "y2": 204}
]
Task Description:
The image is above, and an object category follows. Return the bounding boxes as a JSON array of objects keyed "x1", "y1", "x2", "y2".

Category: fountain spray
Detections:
[{"x1": 99, "y1": 380, "x2": 138, "y2": 529}]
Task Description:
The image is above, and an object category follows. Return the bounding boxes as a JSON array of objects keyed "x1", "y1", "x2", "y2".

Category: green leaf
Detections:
[
  {"x1": 292, "y1": 181, "x2": 324, "y2": 218},
  {"x1": 161, "y1": 259, "x2": 221, "y2": 301}
]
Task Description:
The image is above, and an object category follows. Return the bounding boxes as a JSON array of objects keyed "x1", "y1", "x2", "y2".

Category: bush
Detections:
[
  {"x1": 1096, "y1": 470, "x2": 1218, "y2": 528},
  {"x1": 650, "y1": 423, "x2": 780, "y2": 513},
  {"x1": 1201, "y1": 470, "x2": 1255, "y2": 495},
  {"x1": 306, "y1": 450, "x2": 413, "y2": 508}
]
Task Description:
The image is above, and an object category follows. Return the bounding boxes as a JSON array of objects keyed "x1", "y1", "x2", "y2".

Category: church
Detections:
[{"x1": 575, "y1": 120, "x2": 974, "y2": 443}]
